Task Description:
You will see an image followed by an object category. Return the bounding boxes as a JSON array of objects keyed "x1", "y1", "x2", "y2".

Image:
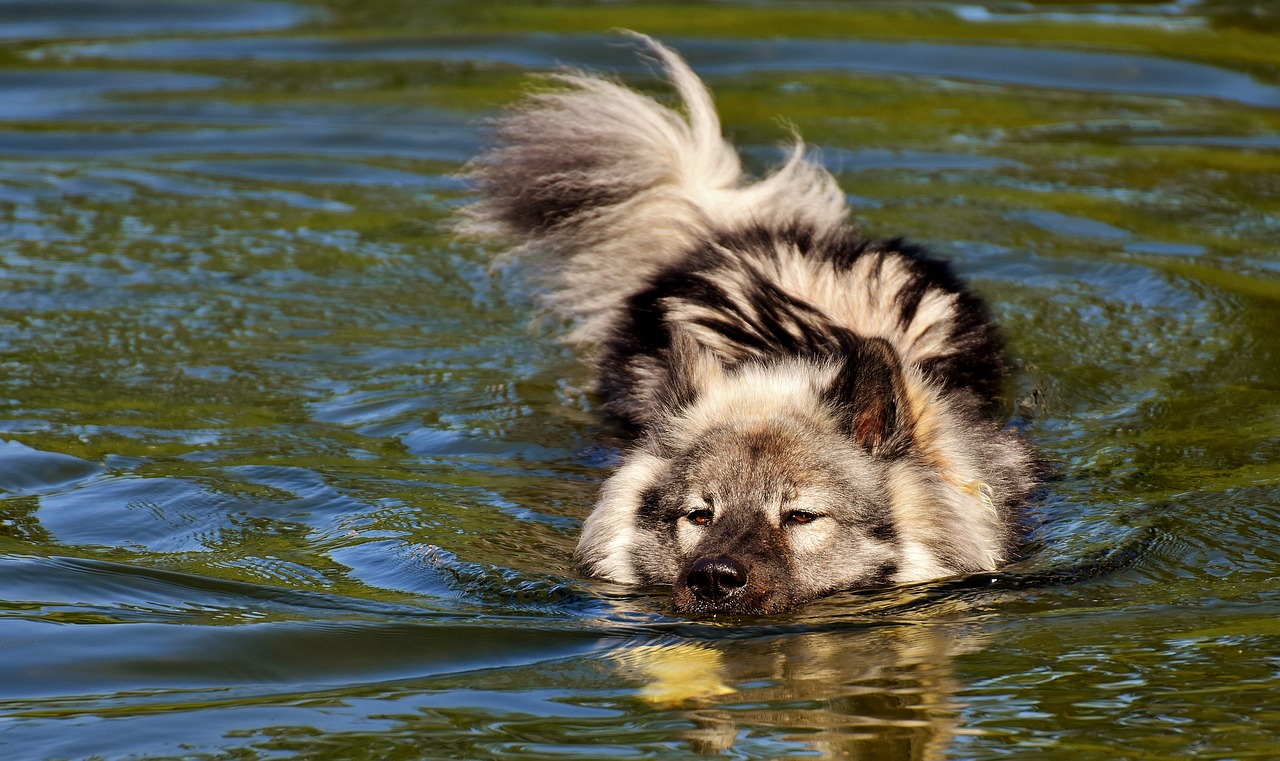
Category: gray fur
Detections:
[{"x1": 461, "y1": 34, "x2": 1038, "y2": 616}]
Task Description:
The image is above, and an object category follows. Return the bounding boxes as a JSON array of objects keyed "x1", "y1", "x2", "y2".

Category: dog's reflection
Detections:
[{"x1": 612, "y1": 623, "x2": 984, "y2": 759}]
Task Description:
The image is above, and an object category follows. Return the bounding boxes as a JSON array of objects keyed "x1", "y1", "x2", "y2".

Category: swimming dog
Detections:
[{"x1": 461, "y1": 34, "x2": 1038, "y2": 615}]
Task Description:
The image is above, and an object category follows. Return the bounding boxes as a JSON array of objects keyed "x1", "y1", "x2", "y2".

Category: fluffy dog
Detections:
[{"x1": 462, "y1": 34, "x2": 1038, "y2": 616}]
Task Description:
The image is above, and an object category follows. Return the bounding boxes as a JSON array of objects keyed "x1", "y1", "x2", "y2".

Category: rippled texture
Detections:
[{"x1": 1, "y1": 1, "x2": 1278, "y2": 758}]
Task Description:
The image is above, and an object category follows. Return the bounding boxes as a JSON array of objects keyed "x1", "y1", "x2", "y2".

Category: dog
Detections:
[{"x1": 460, "y1": 34, "x2": 1038, "y2": 616}]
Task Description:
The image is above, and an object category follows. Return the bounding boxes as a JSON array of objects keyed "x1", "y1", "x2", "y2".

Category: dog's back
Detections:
[{"x1": 463, "y1": 34, "x2": 1037, "y2": 615}]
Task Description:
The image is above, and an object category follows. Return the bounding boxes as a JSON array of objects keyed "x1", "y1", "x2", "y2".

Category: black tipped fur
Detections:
[
  {"x1": 599, "y1": 223, "x2": 1008, "y2": 428},
  {"x1": 462, "y1": 35, "x2": 1039, "y2": 616},
  {"x1": 821, "y1": 336, "x2": 914, "y2": 458}
]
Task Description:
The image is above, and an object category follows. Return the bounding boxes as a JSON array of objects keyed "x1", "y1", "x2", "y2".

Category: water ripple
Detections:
[
  {"x1": 0, "y1": 0, "x2": 314, "y2": 40},
  {"x1": 39, "y1": 33, "x2": 1280, "y2": 108}
]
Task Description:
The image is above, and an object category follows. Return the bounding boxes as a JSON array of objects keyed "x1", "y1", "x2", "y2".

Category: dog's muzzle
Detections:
[{"x1": 685, "y1": 556, "x2": 747, "y2": 604}]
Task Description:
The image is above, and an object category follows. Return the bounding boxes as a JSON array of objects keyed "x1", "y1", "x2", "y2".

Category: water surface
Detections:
[{"x1": 1, "y1": 1, "x2": 1279, "y2": 758}]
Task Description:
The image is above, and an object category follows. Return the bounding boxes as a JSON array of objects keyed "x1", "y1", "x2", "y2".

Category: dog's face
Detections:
[
  {"x1": 575, "y1": 344, "x2": 939, "y2": 616},
  {"x1": 573, "y1": 336, "x2": 1022, "y2": 617},
  {"x1": 639, "y1": 419, "x2": 903, "y2": 615}
]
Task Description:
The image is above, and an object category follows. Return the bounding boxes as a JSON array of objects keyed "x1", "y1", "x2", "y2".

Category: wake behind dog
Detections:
[{"x1": 461, "y1": 34, "x2": 1038, "y2": 616}]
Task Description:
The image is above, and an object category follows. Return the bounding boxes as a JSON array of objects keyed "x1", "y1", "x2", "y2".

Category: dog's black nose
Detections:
[{"x1": 686, "y1": 556, "x2": 747, "y2": 603}]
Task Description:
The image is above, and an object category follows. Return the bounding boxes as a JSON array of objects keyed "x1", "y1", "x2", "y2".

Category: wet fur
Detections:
[{"x1": 461, "y1": 34, "x2": 1038, "y2": 615}]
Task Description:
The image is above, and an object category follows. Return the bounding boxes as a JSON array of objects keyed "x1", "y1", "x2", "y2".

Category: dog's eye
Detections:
[
  {"x1": 686, "y1": 509, "x2": 713, "y2": 526},
  {"x1": 784, "y1": 511, "x2": 820, "y2": 525}
]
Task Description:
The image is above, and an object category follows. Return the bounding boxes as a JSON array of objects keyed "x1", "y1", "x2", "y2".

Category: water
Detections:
[{"x1": 1, "y1": 1, "x2": 1278, "y2": 758}]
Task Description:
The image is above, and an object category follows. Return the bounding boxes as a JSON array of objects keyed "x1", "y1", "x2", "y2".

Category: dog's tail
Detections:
[{"x1": 460, "y1": 32, "x2": 848, "y2": 344}]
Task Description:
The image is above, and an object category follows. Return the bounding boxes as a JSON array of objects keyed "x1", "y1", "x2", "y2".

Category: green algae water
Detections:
[{"x1": 2, "y1": 1, "x2": 1279, "y2": 758}]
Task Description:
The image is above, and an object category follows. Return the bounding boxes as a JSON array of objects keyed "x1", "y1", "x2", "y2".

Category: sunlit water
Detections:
[{"x1": 1, "y1": 1, "x2": 1278, "y2": 758}]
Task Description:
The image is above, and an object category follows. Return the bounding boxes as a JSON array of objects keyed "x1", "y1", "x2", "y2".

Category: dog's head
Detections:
[
  {"x1": 641, "y1": 416, "x2": 903, "y2": 615},
  {"x1": 574, "y1": 335, "x2": 1016, "y2": 616}
]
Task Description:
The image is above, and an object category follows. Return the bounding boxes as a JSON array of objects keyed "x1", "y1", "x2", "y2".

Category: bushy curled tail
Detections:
[
  {"x1": 463, "y1": 33, "x2": 741, "y2": 239},
  {"x1": 460, "y1": 32, "x2": 849, "y2": 345}
]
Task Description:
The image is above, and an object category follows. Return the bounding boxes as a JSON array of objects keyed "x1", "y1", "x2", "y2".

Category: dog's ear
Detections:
[
  {"x1": 822, "y1": 337, "x2": 914, "y2": 456},
  {"x1": 658, "y1": 326, "x2": 726, "y2": 412}
]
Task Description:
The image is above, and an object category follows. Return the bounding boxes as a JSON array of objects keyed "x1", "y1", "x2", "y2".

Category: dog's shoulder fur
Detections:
[{"x1": 461, "y1": 33, "x2": 1038, "y2": 615}]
